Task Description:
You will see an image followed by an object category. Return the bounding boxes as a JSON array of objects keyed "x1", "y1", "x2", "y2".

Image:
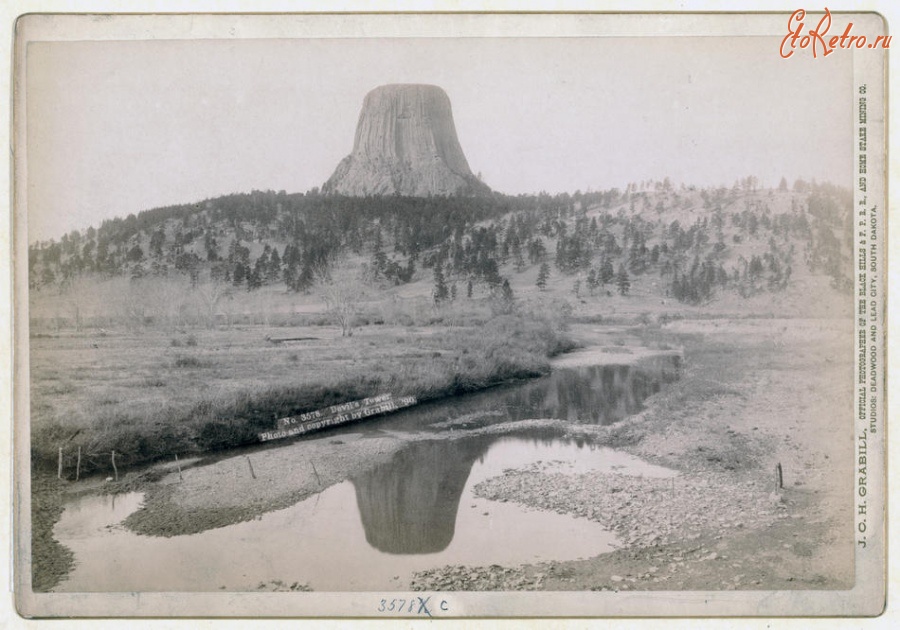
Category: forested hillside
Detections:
[{"x1": 29, "y1": 177, "x2": 852, "y2": 325}]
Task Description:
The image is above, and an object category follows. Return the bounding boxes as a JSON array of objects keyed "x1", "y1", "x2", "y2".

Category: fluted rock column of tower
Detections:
[{"x1": 323, "y1": 84, "x2": 490, "y2": 197}]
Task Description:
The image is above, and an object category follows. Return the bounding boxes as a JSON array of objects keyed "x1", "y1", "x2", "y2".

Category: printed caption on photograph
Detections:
[{"x1": 854, "y1": 82, "x2": 879, "y2": 550}]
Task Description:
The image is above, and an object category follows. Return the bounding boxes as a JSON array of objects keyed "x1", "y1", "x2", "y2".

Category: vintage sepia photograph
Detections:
[{"x1": 11, "y1": 9, "x2": 887, "y2": 619}]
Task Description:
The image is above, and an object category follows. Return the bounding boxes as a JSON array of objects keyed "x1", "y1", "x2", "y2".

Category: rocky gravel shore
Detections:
[
  {"x1": 473, "y1": 467, "x2": 786, "y2": 549},
  {"x1": 411, "y1": 565, "x2": 543, "y2": 591},
  {"x1": 409, "y1": 467, "x2": 789, "y2": 592}
]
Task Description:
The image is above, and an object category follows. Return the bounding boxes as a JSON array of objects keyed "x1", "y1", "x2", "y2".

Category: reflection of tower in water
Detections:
[
  {"x1": 347, "y1": 357, "x2": 681, "y2": 554},
  {"x1": 351, "y1": 438, "x2": 490, "y2": 554}
]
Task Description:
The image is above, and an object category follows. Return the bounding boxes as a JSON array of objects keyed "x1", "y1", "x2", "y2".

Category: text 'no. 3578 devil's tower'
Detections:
[{"x1": 323, "y1": 84, "x2": 491, "y2": 197}]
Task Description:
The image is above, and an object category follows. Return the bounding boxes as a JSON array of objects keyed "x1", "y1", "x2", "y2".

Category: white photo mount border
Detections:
[{"x1": 11, "y1": 10, "x2": 888, "y2": 619}]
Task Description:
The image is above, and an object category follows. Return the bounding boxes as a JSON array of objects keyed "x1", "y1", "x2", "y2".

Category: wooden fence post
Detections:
[
  {"x1": 57, "y1": 447, "x2": 63, "y2": 480},
  {"x1": 175, "y1": 454, "x2": 183, "y2": 481},
  {"x1": 111, "y1": 450, "x2": 118, "y2": 482},
  {"x1": 246, "y1": 456, "x2": 257, "y2": 479},
  {"x1": 775, "y1": 462, "x2": 783, "y2": 490},
  {"x1": 75, "y1": 446, "x2": 81, "y2": 482}
]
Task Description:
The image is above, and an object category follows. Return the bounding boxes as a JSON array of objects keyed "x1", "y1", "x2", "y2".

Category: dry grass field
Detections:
[{"x1": 29, "y1": 291, "x2": 574, "y2": 476}]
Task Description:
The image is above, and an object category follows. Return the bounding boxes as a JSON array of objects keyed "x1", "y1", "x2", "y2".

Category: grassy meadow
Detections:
[{"x1": 29, "y1": 285, "x2": 575, "y2": 476}]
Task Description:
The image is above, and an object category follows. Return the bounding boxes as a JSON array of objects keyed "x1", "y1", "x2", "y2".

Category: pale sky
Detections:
[{"x1": 26, "y1": 36, "x2": 852, "y2": 242}]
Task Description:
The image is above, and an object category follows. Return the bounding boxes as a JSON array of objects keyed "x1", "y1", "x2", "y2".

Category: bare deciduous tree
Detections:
[
  {"x1": 318, "y1": 260, "x2": 368, "y2": 337},
  {"x1": 109, "y1": 276, "x2": 193, "y2": 330},
  {"x1": 194, "y1": 272, "x2": 231, "y2": 329},
  {"x1": 60, "y1": 275, "x2": 89, "y2": 331}
]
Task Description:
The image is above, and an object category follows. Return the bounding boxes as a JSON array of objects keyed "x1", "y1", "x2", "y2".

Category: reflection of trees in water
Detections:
[
  {"x1": 351, "y1": 437, "x2": 490, "y2": 554},
  {"x1": 502, "y1": 356, "x2": 681, "y2": 425},
  {"x1": 369, "y1": 355, "x2": 682, "y2": 433}
]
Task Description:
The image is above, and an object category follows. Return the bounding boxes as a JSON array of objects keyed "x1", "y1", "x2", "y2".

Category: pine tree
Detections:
[
  {"x1": 149, "y1": 228, "x2": 165, "y2": 258},
  {"x1": 600, "y1": 258, "x2": 615, "y2": 285},
  {"x1": 528, "y1": 238, "x2": 547, "y2": 264},
  {"x1": 513, "y1": 246, "x2": 526, "y2": 273},
  {"x1": 127, "y1": 244, "x2": 144, "y2": 262},
  {"x1": 252, "y1": 255, "x2": 268, "y2": 287},
  {"x1": 297, "y1": 259, "x2": 315, "y2": 293},
  {"x1": 491, "y1": 277, "x2": 516, "y2": 315},
  {"x1": 268, "y1": 248, "x2": 282, "y2": 282},
  {"x1": 586, "y1": 268, "x2": 598, "y2": 296},
  {"x1": 433, "y1": 261, "x2": 449, "y2": 303},
  {"x1": 616, "y1": 264, "x2": 631, "y2": 296},
  {"x1": 500, "y1": 278, "x2": 514, "y2": 303},
  {"x1": 233, "y1": 262, "x2": 247, "y2": 286},
  {"x1": 247, "y1": 265, "x2": 262, "y2": 291},
  {"x1": 536, "y1": 262, "x2": 550, "y2": 291},
  {"x1": 204, "y1": 231, "x2": 219, "y2": 262}
]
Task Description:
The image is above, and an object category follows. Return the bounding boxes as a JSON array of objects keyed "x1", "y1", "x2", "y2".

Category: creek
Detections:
[{"x1": 53, "y1": 355, "x2": 681, "y2": 592}]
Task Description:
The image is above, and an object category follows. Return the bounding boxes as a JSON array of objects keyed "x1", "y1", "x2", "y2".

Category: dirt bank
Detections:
[
  {"x1": 411, "y1": 318, "x2": 855, "y2": 591},
  {"x1": 30, "y1": 475, "x2": 75, "y2": 592}
]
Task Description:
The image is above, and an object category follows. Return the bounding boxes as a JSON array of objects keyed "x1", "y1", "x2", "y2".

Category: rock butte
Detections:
[{"x1": 324, "y1": 84, "x2": 490, "y2": 197}]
